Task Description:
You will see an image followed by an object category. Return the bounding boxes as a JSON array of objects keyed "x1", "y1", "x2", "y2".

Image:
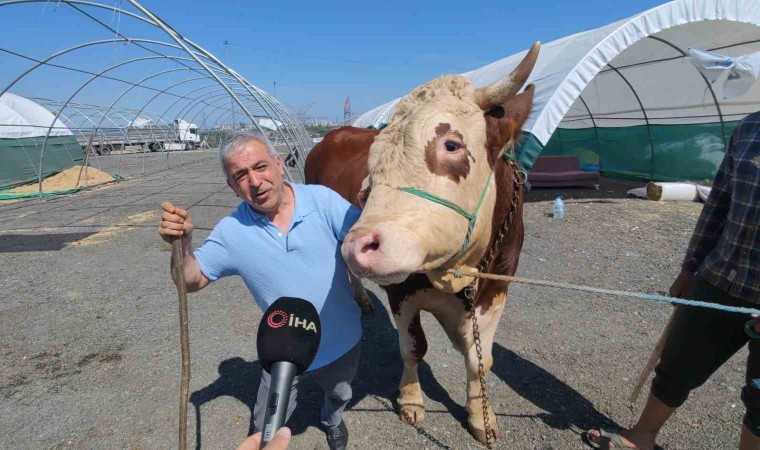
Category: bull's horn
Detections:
[{"x1": 474, "y1": 41, "x2": 540, "y2": 110}]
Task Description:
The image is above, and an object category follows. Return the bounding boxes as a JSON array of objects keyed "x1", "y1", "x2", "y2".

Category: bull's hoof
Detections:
[
  {"x1": 398, "y1": 404, "x2": 425, "y2": 425},
  {"x1": 468, "y1": 418, "x2": 501, "y2": 444}
]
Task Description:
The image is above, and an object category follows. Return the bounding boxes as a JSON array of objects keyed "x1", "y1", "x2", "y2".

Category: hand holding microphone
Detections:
[
  {"x1": 257, "y1": 297, "x2": 322, "y2": 447},
  {"x1": 236, "y1": 427, "x2": 291, "y2": 450}
]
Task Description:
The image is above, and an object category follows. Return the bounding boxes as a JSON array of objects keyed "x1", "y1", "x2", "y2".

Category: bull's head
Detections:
[{"x1": 342, "y1": 42, "x2": 540, "y2": 287}]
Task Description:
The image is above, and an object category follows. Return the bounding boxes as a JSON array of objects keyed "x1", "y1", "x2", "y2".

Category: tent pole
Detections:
[
  {"x1": 578, "y1": 95, "x2": 602, "y2": 173},
  {"x1": 609, "y1": 64, "x2": 654, "y2": 181},
  {"x1": 647, "y1": 36, "x2": 727, "y2": 147}
]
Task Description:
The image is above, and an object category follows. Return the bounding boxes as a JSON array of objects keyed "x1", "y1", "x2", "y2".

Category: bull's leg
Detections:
[
  {"x1": 393, "y1": 304, "x2": 428, "y2": 425},
  {"x1": 349, "y1": 272, "x2": 374, "y2": 314},
  {"x1": 464, "y1": 302, "x2": 504, "y2": 445}
]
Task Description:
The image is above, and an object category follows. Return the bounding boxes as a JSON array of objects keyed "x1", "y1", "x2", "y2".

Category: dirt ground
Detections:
[{"x1": 0, "y1": 159, "x2": 748, "y2": 449}]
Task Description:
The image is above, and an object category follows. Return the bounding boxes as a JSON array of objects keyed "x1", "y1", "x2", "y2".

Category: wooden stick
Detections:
[
  {"x1": 171, "y1": 237, "x2": 190, "y2": 450},
  {"x1": 629, "y1": 307, "x2": 678, "y2": 405}
]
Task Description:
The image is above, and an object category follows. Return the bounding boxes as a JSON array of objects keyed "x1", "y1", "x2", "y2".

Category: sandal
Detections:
[{"x1": 582, "y1": 429, "x2": 639, "y2": 449}]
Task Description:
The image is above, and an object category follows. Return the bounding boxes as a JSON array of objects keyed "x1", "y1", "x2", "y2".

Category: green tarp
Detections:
[
  {"x1": 516, "y1": 121, "x2": 739, "y2": 181},
  {"x1": 0, "y1": 135, "x2": 84, "y2": 190}
]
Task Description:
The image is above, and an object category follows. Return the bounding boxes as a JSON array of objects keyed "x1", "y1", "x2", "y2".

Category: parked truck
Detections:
[{"x1": 78, "y1": 118, "x2": 201, "y2": 155}]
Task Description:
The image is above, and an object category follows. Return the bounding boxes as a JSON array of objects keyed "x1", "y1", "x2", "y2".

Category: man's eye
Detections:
[{"x1": 235, "y1": 173, "x2": 246, "y2": 181}]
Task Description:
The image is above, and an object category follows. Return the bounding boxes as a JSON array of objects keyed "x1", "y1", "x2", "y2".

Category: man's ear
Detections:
[
  {"x1": 275, "y1": 155, "x2": 285, "y2": 176},
  {"x1": 484, "y1": 84, "x2": 535, "y2": 163}
]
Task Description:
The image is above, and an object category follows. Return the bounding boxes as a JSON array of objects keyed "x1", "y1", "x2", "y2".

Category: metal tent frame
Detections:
[{"x1": 0, "y1": 0, "x2": 311, "y2": 197}]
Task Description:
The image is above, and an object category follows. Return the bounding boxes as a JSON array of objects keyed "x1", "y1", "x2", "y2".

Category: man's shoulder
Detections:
[
  {"x1": 294, "y1": 183, "x2": 343, "y2": 207},
  {"x1": 295, "y1": 182, "x2": 335, "y2": 197},
  {"x1": 737, "y1": 111, "x2": 760, "y2": 136},
  {"x1": 742, "y1": 110, "x2": 760, "y2": 124},
  {"x1": 212, "y1": 202, "x2": 253, "y2": 231}
]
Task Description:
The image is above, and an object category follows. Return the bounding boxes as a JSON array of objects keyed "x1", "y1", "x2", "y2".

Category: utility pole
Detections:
[
  {"x1": 344, "y1": 96, "x2": 351, "y2": 125},
  {"x1": 223, "y1": 40, "x2": 235, "y2": 130},
  {"x1": 273, "y1": 81, "x2": 277, "y2": 99}
]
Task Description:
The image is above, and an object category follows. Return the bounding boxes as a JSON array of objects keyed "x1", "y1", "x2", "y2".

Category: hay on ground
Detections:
[{"x1": 9, "y1": 166, "x2": 115, "y2": 194}]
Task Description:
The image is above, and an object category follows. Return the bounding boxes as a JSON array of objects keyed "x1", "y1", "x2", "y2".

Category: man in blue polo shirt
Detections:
[{"x1": 158, "y1": 131, "x2": 364, "y2": 450}]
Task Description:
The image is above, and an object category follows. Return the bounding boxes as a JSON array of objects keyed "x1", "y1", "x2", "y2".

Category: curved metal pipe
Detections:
[
  {"x1": 608, "y1": 63, "x2": 655, "y2": 180},
  {"x1": 0, "y1": 38, "x2": 183, "y2": 97},
  {"x1": 126, "y1": 1, "x2": 273, "y2": 143},
  {"x1": 647, "y1": 35, "x2": 727, "y2": 146},
  {"x1": 36, "y1": 54, "x2": 192, "y2": 196}
]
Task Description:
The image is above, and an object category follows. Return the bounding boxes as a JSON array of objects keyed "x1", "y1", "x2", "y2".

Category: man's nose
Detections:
[{"x1": 248, "y1": 171, "x2": 264, "y2": 187}]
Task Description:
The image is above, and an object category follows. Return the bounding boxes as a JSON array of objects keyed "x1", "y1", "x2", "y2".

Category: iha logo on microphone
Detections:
[
  {"x1": 266, "y1": 310, "x2": 317, "y2": 333},
  {"x1": 267, "y1": 310, "x2": 288, "y2": 328}
]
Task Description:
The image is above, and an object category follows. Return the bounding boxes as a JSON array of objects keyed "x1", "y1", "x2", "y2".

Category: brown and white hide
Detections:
[{"x1": 305, "y1": 42, "x2": 540, "y2": 445}]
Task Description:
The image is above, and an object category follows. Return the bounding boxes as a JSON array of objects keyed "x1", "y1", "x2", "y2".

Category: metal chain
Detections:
[{"x1": 462, "y1": 158, "x2": 521, "y2": 449}]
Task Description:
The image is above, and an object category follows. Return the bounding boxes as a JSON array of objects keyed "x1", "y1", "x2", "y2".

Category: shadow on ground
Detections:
[
  {"x1": 0, "y1": 232, "x2": 96, "y2": 252},
  {"x1": 490, "y1": 344, "x2": 618, "y2": 431},
  {"x1": 190, "y1": 291, "x2": 617, "y2": 448},
  {"x1": 189, "y1": 291, "x2": 403, "y2": 448}
]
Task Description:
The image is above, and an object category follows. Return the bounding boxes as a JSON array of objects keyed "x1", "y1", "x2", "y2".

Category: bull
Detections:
[{"x1": 305, "y1": 42, "x2": 540, "y2": 444}]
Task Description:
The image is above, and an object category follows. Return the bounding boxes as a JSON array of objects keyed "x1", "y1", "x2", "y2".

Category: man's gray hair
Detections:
[{"x1": 218, "y1": 130, "x2": 279, "y2": 177}]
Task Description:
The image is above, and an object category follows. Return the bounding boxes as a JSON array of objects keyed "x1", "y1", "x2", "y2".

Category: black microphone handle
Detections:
[{"x1": 262, "y1": 361, "x2": 298, "y2": 447}]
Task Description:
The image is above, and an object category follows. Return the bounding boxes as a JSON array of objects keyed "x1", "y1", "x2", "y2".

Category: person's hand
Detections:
[
  {"x1": 236, "y1": 427, "x2": 291, "y2": 450},
  {"x1": 159, "y1": 201, "x2": 194, "y2": 243},
  {"x1": 669, "y1": 269, "x2": 693, "y2": 298}
]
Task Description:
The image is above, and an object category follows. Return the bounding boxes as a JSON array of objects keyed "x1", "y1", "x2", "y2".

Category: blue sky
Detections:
[{"x1": 0, "y1": 0, "x2": 670, "y2": 123}]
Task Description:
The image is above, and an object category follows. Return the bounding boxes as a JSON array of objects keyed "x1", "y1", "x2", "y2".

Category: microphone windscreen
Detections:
[{"x1": 257, "y1": 297, "x2": 322, "y2": 375}]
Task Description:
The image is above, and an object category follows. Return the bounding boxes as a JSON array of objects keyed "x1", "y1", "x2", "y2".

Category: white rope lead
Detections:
[{"x1": 447, "y1": 269, "x2": 760, "y2": 316}]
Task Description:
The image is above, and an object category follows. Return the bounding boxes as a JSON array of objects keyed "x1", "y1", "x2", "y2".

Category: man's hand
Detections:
[
  {"x1": 159, "y1": 201, "x2": 194, "y2": 243},
  {"x1": 236, "y1": 427, "x2": 291, "y2": 450},
  {"x1": 669, "y1": 269, "x2": 694, "y2": 298}
]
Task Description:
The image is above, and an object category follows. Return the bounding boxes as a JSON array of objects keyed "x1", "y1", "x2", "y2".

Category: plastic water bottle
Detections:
[{"x1": 553, "y1": 196, "x2": 564, "y2": 219}]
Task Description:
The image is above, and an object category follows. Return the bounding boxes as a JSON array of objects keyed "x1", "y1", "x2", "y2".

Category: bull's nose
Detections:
[{"x1": 346, "y1": 231, "x2": 381, "y2": 274}]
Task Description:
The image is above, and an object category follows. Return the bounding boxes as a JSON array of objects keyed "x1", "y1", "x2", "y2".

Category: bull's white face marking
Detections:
[{"x1": 342, "y1": 76, "x2": 498, "y2": 284}]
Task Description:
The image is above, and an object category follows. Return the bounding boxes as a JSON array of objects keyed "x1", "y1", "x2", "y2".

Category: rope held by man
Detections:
[{"x1": 446, "y1": 268, "x2": 760, "y2": 316}]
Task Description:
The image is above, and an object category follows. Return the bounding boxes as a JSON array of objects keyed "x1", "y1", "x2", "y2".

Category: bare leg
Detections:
[{"x1": 587, "y1": 393, "x2": 674, "y2": 449}]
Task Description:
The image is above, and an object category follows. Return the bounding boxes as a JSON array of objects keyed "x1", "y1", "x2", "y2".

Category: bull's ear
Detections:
[{"x1": 483, "y1": 84, "x2": 535, "y2": 163}]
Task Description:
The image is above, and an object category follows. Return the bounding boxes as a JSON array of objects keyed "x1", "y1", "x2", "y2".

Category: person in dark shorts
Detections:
[{"x1": 585, "y1": 110, "x2": 760, "y2": 450}]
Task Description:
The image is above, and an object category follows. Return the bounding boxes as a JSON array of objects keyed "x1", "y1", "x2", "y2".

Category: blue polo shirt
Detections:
[{"x1": 194, "y1": 183, "x2": 362, "y2": 371}]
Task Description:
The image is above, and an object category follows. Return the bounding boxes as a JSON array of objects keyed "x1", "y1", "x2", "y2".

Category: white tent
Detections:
[
  {"x1": 256, "y1": 117, "x2": 284, "y2": 131},
  {"x1": 353, "y1": 0, "x2": 760, "y2": 180},
  {"x1": 0, "y1": 93, "x2": 81, "y2": 190},
  {"x1": 0, "y1": 93, "x2": 72, "y2": 138}
]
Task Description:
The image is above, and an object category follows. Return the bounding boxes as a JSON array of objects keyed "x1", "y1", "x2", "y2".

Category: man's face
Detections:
[{"x1": 225, "y1": 140, "x2": 286, "y2": 214}]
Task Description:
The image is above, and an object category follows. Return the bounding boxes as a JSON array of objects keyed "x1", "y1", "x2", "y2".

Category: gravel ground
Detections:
[{"x1": 0, "y1": 161, "x2": 747, "y2": 449}]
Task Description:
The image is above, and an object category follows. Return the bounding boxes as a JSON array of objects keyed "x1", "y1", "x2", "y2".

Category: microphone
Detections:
[{"x1": 257, "y1": 297, "x2": 322, "y2": 446}]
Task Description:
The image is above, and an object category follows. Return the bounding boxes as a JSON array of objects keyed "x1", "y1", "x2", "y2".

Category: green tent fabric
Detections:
[
  {"x1": 517, "y1": 120, "x2": 741, "y2": 181},
  {"x1": 0, "y1": 135, "x2": 84, "y2": 190}
]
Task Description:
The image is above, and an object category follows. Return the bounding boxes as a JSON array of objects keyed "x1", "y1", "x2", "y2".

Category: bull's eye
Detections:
[{"x1": 444, "y1": 141, "x2": 459, "y2": 152}]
